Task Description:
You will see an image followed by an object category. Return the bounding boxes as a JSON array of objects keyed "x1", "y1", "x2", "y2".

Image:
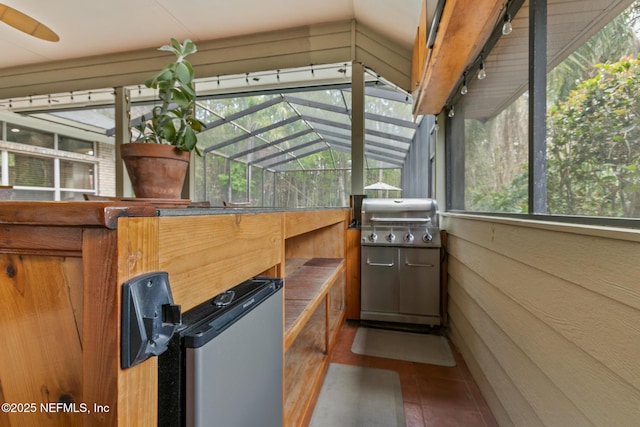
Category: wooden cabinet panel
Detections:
[
  {"x1": 158, "y1": 213, "x2": 283, "y2": 311},
  {"x1": 0, "y1": 254, "x2": 83, "y2": 427},
  {"x1": 284, "y1": 209, "x2": 347, "y2": 239},
  {"x1": 345, "y1": 228, "x2": 361, "y2": 320}
]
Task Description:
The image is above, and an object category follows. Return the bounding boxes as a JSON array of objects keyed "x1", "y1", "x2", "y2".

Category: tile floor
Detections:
[{"x1": 331, "y1": 322, "x2": 498, "y2": 427}]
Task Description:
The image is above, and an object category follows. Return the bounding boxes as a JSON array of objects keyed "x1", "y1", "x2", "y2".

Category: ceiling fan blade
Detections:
[{"x1": 0, "y1": 3, "x2": 59, "y2": 42}]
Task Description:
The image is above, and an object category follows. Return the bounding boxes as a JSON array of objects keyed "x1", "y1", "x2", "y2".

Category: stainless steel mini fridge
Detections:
[{"x1": 158, "y1": 277, "x2": 284, "y2": 427}]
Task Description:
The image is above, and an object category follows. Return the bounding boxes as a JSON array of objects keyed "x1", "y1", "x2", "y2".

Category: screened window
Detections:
[
  {"x1": 1, "y1": 63, "x2": 424, "y2": 207},
  {"x1": 1, "y1": 140, "x2": 97, "y2": 200},
  {"x1": 60, "y1": 160, "x2": 94, "y2": 189},
  {"x1": 448, "y1": 0, "x2": 640, "y2": 221},
  {"x1": 59, "y1": 136, "x2": 95, "y2": 156},
  {"x1": 546, "y1": 0, "x2": 640, "y2": 218},
  {"x1": 9, "y1": 153, "x2": 54, "y2": 187},
  {"x1": 6, "y1": 124, "x2": 54, "y2": 148},
  {"x1": 451, "y1": 0, "x2": 530, "y2": 213}
]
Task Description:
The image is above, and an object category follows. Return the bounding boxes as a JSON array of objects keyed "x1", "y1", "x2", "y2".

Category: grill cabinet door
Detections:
[
  {"x1": 399, "y1": 248, "x2": 440, "y2": 316},
  {"x1": 361, "y1": 246, "x2": 398, "y2": 313}
]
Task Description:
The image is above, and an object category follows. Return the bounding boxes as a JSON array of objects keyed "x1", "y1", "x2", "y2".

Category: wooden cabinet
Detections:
[
  {"x1": 345, "y1": 227, "x2": 361, "y2": 320},
  {"x1": 0, "y1": 202, "x2": 348, "y2": 427},
  {"x1": 282, "y1": 210, "x2": 347, "y2": 426}
]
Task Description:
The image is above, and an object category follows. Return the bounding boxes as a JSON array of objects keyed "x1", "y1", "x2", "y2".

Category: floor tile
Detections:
[
  {"x1": 465, "y1": 378, "x2": 499, "y2": 427},
  {"x1": 404, "y1": 402, "x2": 426, "y2": 427},
  {"x1": 329, "y1": 323, "x2": 497, "y2": 427},
  {"x1": 422, "y1": 407, "x2": 487, "y2": 427},
  {"x1": 413, "y1": 361, "x2": 466, "y2": 382},
  {"x1": 400, "y1": 377, "x2": 422, "y2": 405},
  {"x1": 417, "y1": 377, "x2": 477, "y2": 413}
]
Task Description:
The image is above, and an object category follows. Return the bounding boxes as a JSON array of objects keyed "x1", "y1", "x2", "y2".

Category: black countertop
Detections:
[{"x1": 156, "y1": 206, "x2": 348, "y2": 217}]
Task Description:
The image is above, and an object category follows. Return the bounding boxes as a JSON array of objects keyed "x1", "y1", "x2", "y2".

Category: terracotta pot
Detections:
[{"x1": 120, "y1": 143, "x2": 190, "y2": 199}]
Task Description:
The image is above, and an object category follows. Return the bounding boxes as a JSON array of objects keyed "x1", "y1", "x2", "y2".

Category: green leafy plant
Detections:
[{"x1": 132, "y1": 38, "x2": 205, "y2": 153}]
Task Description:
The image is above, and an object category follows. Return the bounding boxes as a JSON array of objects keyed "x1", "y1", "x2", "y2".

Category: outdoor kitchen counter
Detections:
[{"x1": 0, "y1": 201, "x2": 349, "y2": 427}]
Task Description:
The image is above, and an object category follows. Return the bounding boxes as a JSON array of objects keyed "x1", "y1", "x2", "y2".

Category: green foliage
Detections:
[
  {"x1": 547, "y1": 11, "x2": 639, "y2": 102},
  {"x1": 466, "y1": 3, "x2": 640, "y2": 218},
  {"x1": 547, "y1": 55, "x2": 640, "y2": 217},
  {"x1": 217, "y1": 161, "x2": 251, "y2": 200},
  {"x1": 464, "y1": 95, "x2": 529, "y2": 213},
  {"x1": 471, "y1": 168, "x2": 528, "y2": 213},
  {"x1": 132, "y1": 39, "x2": 205, "y2": 153}
]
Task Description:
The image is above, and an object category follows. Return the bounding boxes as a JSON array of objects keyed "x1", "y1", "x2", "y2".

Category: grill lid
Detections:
[{"x1": 361, "y1": 198, "x2": 439, "y2": 228}]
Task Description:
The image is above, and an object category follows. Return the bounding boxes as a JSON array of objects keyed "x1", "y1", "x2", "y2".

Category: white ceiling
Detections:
[{"x1": 0, "y1": 0, "x2": 422, "y2": 70}]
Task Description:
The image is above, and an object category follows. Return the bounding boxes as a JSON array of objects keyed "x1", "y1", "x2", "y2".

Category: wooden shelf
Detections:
[
  {"x1": 282, "y1": 211, "x2": 348, "y2": 426},
  {"x1": 284, "y1": 257, "x2": 308, "y2": 277},
  {"x1": 284, "y1": 305, "x2": 330, "y2": 427},
  {"x1": 284, "y1": 257, "x2": 345, "y2": 350}
]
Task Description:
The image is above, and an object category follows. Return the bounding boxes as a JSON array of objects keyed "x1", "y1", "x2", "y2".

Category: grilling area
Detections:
[{"x1": 359, "y1": 198, "x2": 442, "y2": 326}]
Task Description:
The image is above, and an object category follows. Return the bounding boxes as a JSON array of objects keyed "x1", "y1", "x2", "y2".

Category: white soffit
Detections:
[{"x1": 0, "y1": 0, "x2": 421, "y2": 70}]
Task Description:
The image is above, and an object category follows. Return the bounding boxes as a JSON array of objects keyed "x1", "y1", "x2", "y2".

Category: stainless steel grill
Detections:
[
  {"x1": 361, "y1": 198, "x2": 440, "y2": 248},
  {"x1": 360, "y1": 198, "x2": 442, "y2": 325}
]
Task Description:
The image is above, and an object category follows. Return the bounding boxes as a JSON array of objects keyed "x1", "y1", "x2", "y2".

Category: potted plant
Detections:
[{"x1": 121, "y1": 38, "x2": 205, "y2": 199}]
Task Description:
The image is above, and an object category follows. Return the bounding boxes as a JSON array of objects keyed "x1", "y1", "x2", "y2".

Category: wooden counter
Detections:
[{"x1": 0, "y1": 202, "x2": 349, "y2": 427}]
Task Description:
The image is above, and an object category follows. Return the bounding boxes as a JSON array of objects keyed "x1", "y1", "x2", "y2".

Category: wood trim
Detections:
[
  {"x1": 0, "y1": 202, "x2": 156, "y2": 229},
  {"x1": 442, "y1": 212, "x2": 640, "y2": 243},
  {"x1": 414, "y1": 0, "x2": 506, "y2": 115},
  {"x1": 115, "y1": 217, "x2": 160, "y2": 427},
  {"x1": 411, "y1": 0, "x2": 428, "y2": 93},
  {"x1": 298, "y1": 357, "x2": 331, "y2": 427},
  {"x1": 0, "y1": 225, "x2": 83, "y2": 256},
  {"x1": 284, "y1": 209, "x2": 348, "y2": 239},
  {"x1": 82, "y1": 228, "x2": 119, "y2": 426},
  {"x1": 345, "y1": 227, "x2": 361, "y2": 319}
]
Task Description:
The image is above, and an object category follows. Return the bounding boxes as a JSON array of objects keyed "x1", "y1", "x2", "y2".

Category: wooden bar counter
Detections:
[{"x1": 0, "y1": 201, "x2": 349, "y2": 427}]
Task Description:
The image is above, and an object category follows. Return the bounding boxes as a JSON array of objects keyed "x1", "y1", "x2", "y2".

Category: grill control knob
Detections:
[
  {"x1": 386, "y1": 233, "x2": 396, "y2": 243},
  {"x1": 368, "y1": 232, "x2": 378, "y2": 242},
  {"x1": 403, "y1": 233, "x2": 414, "y2": 243},
  {"x1": 422, "y1": 231, "x2": 433, "y2": 243}
]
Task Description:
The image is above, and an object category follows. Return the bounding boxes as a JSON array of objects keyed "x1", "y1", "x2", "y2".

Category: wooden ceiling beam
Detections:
[{"x1": 413, "y1": 0, "x2": 506, "y2": 115}]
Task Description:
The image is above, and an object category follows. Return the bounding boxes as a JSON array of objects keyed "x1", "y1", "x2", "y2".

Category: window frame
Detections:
[
  {"x1": 0, "y1": 121, "x2": 98, "y2": 200},
  {"x1": 445, "y1": 0, "x2": 640, "y2": 229}
]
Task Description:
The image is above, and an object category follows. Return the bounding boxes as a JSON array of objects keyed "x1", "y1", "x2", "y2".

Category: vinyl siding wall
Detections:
[{"x1": 442, "y1": 214, "x2": 640, "y2": 426}]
